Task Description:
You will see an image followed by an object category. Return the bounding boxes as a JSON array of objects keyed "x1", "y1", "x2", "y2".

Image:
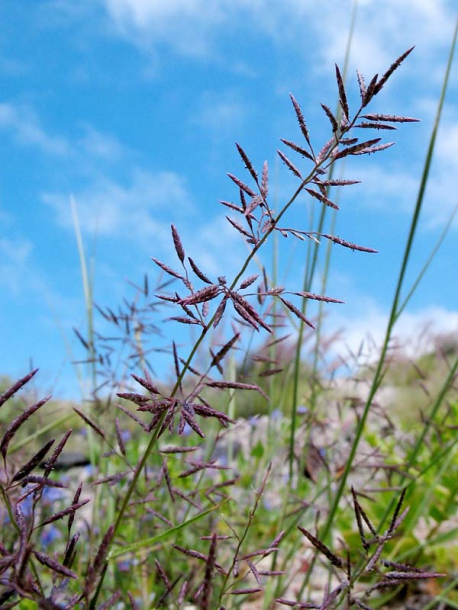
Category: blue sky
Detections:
[{"x1": 1, "y1": 0, "x2": 457, "y2": 401}]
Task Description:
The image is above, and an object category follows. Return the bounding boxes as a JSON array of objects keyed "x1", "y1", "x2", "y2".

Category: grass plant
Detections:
[{"x1": 1, "y1": 36, "x2": 458, "y2": 610}]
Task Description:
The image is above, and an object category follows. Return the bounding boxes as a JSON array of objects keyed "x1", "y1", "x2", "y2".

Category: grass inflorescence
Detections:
[{"x1": 1, "y1": 41, "x2": 458, "y2": 609}]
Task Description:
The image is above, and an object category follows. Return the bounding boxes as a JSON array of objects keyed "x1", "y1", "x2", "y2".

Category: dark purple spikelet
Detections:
[
  {"x1": 227, "y1": 173, "x2": 257, "y2": 197},
  {"x1": 289, "y1": 93, "x2": 313, "y2": 151},
  {"x1": 236, "y1": 142, "x2": 259, "y2": 185},
  {"x1": 277, "y1": 150, "x2": 303, "y2": 179},
  {"x1": 373, "y1": 46, "x2": 415, "y2": 95},
  {"x1": 171, "y1": 224, "x2": 185, "y2": 263},
  {"x1": 0, "y1": 396, "x2": 50, "y2": 459},
  {"x1": 305, "y1": 187, "x2": 339, "y2": 210},
  {"x1": 335, "y1": 63, "x2": 349, "y2": 120},
  {"x1": 200, "y1": 532, "x2": 217, "y2": 610},
  {"x1": 0, "y1": 369, "x2": 39, "y2": 409},
  {"x1": 321, "y1": 103, "x2": 339, "y2": 133},
  {"x1": 188, "y1": 256, "x2": 213, "y2": 284},
  {"x1": 11, "y1": 439, "x2": 55, "y2": 483},
  {"x1": 298, "y1": 526, "x2": 343, "y2": 569}
]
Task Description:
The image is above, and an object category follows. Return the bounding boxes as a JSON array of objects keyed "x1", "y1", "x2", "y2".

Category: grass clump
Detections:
[{"x1": 1, "y1": 41, "x2": 458, "y2": 610}]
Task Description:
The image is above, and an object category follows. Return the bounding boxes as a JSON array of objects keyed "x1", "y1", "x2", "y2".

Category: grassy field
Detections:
[{"x1": 1, "y1": 32, "x2": 458, "y2": 610}]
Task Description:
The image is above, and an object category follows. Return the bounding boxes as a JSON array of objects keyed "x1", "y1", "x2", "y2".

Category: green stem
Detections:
[{"x1": 319, "y1": 14, "x2": 458, "y2": 546}]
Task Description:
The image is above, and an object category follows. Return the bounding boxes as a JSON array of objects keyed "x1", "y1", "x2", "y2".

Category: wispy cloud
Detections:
[
  {"x1": 103, "y1": 0, "x2": 227, "y2": 57},
  {"x1": 328, "y1": 298, "x2": 458, "y2": 368},
  {"x1": 42, "y1": 168, "x2": 194, "y2": 241},
  {"x1": 0, "y1": 103, "x2": 70, "y2": 155},
  {"x1": 425, "y1": 118, "x2": 458, "y2": 228},
  {"x1": 0, "y1": 237, "x2": 34, "y2": 296},
  {"x1": 351, "y1": 116, "x2": 458, "y2": 230},
  {"x1": 100, "y1": 0, "x2": 456, "y2": 72},
  {"x1": 0, "y1": 102, "x2": 128, "y2": 165},
  {"x1": 77, "y1": 124, "x2": 125, "y2": 162},
  {"x1": 192, "y1": 90, "x2": 249, "y2": 139}
]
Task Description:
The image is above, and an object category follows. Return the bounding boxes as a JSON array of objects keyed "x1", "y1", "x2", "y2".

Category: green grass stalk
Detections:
[{"x1": 319, "y1": 14, "x2": 458, "y2": 547}]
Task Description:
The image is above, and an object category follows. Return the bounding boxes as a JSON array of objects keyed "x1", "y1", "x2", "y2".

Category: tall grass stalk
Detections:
[
  {"x1": 287, "y1": 0, "x2": 359, "y2": 488},
  {"x1": 320, "y1": 14, "x2": 458, "y2": 547},
  {"x1": 70, "y1": 194, "x2": 97, "y2": 400},
  {"x1": 2, "y1": 41, "x2": 457, "y2": 609},
  {"x1": 102, "y1": 47, "x2": 422, "y2": 604}
]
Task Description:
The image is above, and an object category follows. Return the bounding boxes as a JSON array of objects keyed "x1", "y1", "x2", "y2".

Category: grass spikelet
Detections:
[
  {"x1": 388, "y1": 488, "x2": 407, "y2": 535},
  {"x1": 320, "y1": 103, "x2": 339, "y2": 133},
  {"x1": 179, "y1": 284, "x2": 220, "y2": 306},
  {"x1": 294, "y1": 291, "x2": 344, "y2": 304},
  {"x1": 33, "y1": 551, "x2": 77, "y2": 579},
  {"x1": 280, "y1": 138, "x2": 314, "y2": 161},
  {"x1": 279, "y1": 297, "x2": 315, "y2": 328},
  {"x1": 0, "y1": 396, "x2": 50, "y2": 459},
  {"x1": 333, "y1": 137, "x2": 381, "y2": 159},
  {"x1": 11, "y1": 439, "x2": 55, "y2": 483},
  {"x1": 356, "y1": 68, "x2": 367, "y2": 101},
  {"x1": 181, "y1": 406, "x2": 205, "y2": 438},
  {"x1": 115, "y1": 417, "x2": 126, "y2": 456},
  {"x1": 298, "y1": 526, "x2": 343, "y2": 569},
  {"x1": 362, "y1": 113, "x2": 420, "y2": 123},
  {"x1": 42, "y1": 429, "x2": 72, "y2": 477},
  {"x1": 210, "y1": 333, "x2": 240, "y2": 368},
  {"x1": 0, "y1": 369, "x2": 38, "y2": 409},
  {"x1": 277, "y1": 150, "x2": 303, "y2": 178},
  {"x1": 130, "y1": 372, "x2": 161, "y2": 395},
  {"x1": 322, "y1": 234, "x2": 378, "y2": 253},
  {"x1": 261, "y1": 160, "x2": 268, "y2": 198},
  {"x1": 335, "y1": 63, "x2": 349, "y2": 119},
  {"x1": 188, "y1": 256, "x2": 212, "y2": 284},
  {"x1": 92, "y1": 524, "x2": 114, "y2": 580},
  {"x1": 356, "y1": 121, "x2": 397, "y2": 130},
  {"x1": 38, "y1": 499, "x2": 91, "y2": 528},
  {"x1": 73, "y1": 407, "x2": 107, "y2": 440},
  {"x1": 289, "y1": 93, "x2": 313, "y2": 152},
  {"x1": 229, "y1": 290, "x2": 273, "y2": 332},
  {"x1": 200, "y1": 532, "x2": 217, "y2": 610},
  {"x1": 226, "y1": 215, "x2": 254, "y2": 240},
  {"x1": 305, "y1": 187, "x2": 339, "y2": 210},
  {"x1": 227, "y1": 173, "x2": 257, "y2": 197},
  {"x1": 236, "y1": 142, "x2": 259, "y2": 185},
  {"x1": 169, "y1": 315, "x2": 204, "y2": 326},
  {"x1": 171, "y1": 224, "x2": 185, "y2": 263},
  {"x1": 151, "y1": 257, "x2": 184, "y2": 280},
  {"x1": 63, "y1": 532, "x2": 81, "y2": 569},
  {"x1": 239, "y1": 273, "x2": 259, "y2": 289},
  {"x1": 373, "y1": 46, "x2": 415, "y2": 95},
  {"x1": 206, "y1": 380, "x2": 269, "y2": 400}
]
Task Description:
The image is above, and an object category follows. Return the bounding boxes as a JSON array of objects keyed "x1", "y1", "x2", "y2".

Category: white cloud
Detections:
[
  {"x1": 77, "y1": 124, "x2": 125, "y2": 162},
  {"x1": 42, "y1": 170, "x2": 254, "y2": 283},
  {"x1": 347, "y1": 164, "x2": 420, "y2": 215},
  {"x1": 305, "y1": 0, "x2": 455, "y2": 74},
  {"x1": 0, "y1": 103, "x2": 70, "y2": 156},
  {"x1": 0, "y1": 238, "x2": 34, "y2": 295},
  {"x1": 104, "y1": 0, "x2": 227, "y2": 57},
  {"x1": 101, "y1": 0, "x2": 456, "y2": 76},
  {"x1": 42, "y1": 168, "x2": 194, "y2": 241},
  {"x1": 359, "y1": 116, "x2": 458, "y2": 231},
  {"x1": 422, "y1": 119, "x2": 458, "y2": 229},
  {"x1": 0, "y1": 102, "x2": 130, "y2": 167},
  {"x1": 327, "y1": 298, "x2": 458, "y2": 368},
  {"x1": 193, "y1": 90, "x2": 248, "y2": 138}
]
